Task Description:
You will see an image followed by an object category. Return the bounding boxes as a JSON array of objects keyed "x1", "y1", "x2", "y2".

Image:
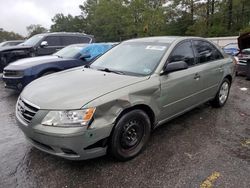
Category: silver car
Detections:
[{"x1": 16, "y1": 37, "x2": 235, "y2": 161}]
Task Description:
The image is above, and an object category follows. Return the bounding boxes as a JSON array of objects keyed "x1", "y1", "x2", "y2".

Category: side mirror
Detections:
[
  {"x1": 40, "y1": 41, "x2": 48, "y2": 48},
  {"x1": 163, "y1": 61, "x2": 188, "y2": 74},
  {"x1": 79, "y1": 53, "x2": 91, "y2": 60}
]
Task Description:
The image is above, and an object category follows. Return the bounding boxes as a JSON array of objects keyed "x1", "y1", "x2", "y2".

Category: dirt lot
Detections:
[{"x1": 0, "y1": 76, "x2": 249, "y2": 188}]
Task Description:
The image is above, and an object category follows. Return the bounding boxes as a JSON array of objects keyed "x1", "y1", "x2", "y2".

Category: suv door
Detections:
[
  {"x1": 37, "y1": 36, "x2": 62, "y2": 55},
  {"x1": 192, "y1": 40, "x2": 225, "y2": 99},
  {"x1": 158, "y1": 40, "x2": 205, "y2": 122}
]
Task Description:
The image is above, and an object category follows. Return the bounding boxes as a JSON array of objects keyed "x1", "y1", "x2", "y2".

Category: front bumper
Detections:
[
  {"x1": 2, "y1": 75, "x2": 33, "y2": 90},
  {"x1": 16, "y1": 108, "x2": 113, "y2": 160}
]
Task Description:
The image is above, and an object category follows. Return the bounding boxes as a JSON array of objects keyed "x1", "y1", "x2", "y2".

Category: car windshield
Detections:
[
  {"x1": 54, "y1": 44, "x2": 88, "y2": 58},
  {"x1": 22, "y1": 35, "x2": 44, "y2": 46},
  {"x1": 90, "y1": 42, "x2": 169, "y2": 76}
]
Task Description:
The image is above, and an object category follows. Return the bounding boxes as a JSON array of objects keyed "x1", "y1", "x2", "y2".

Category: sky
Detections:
[{"x1": 0, "y1": 0, "x2": 84, "y2": 36}]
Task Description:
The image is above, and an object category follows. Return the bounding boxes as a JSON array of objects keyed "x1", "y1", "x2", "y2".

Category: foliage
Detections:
[
  {"x1": 50, "y1": 14, "x2": 86, "y2": 33},
  {"x1": 0, "y1": 28, "x2": 24, "y2": 42},
  {"x1": 48, "y1": 0, "x2": 250, "y2": 41},
  {"x1": 26, "y1": 24, "x2": 48, "y2": 37}
]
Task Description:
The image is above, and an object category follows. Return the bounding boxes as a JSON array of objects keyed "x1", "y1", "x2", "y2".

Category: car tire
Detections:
[
  {"x1": 110, "y1": 109, "x2": 151, "y2": 161},
  {"x1": 210, "y1": 78, "x2": 231, "y2": 108}
]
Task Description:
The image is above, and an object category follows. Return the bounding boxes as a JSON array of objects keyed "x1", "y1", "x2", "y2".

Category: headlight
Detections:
[
  {"x1": 41, "y1": 108, "x2": 96, "y2": 127},
  {"x1": 3, "y1": 70, "x2": 24, "y2": 77}
]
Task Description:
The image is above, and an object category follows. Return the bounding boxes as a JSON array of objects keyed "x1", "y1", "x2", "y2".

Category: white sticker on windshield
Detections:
[{"x1": 146, "y1": 45, "x2": 166, "y2": 51}]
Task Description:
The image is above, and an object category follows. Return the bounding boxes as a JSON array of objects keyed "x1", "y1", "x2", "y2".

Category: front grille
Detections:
[{"x1": 17, "y1": 98, "x2": 39, "y2": 124}]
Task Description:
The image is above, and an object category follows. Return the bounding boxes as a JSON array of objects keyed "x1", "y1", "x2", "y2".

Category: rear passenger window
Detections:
[
  {"x1": 193, "y1": 40, "x2": 223, "y2": 64},
  {"x1": 169, "y1": 41, "x2": 195, "y2": 66},
  {"x1": 61, "y1": 36, "x2": 79, "y2": 46},
  {"x1": 78, "y1": 37, "x2": 91, "y2": 43},
  {"x1": 60, "y1": 36, "x2": 91, "y2": 46},
  {"x1": 45, "y1": 36, "x2": 61, "y2": 46}
]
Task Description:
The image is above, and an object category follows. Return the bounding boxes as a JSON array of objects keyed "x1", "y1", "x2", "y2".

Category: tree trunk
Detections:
[
  {"x1": 206, "y1": 0, "x2": 210, "y2": 31},
  {"x1": 241, "y1": 0, "x2": 245, "y2": 27},
  {"x1": 190, "y1": 0, "x2": 194, "y2": 23},
  {"x1": 210, "y1": 0, "x2": 215, "y2": 26},
  {"x1": 227, "y1": 0, "x2": 233, "y2": 31}
]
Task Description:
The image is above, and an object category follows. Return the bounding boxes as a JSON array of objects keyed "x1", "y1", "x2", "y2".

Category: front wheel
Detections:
[
  {"x1": 210, "y1": 78, "x2": 231, "y2": 108},
  {"x1": 110, "y1": 109, "x2": 151, "y2": 161}
]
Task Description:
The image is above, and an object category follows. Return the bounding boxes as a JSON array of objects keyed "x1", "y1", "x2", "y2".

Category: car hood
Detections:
[
  {"x1": 0, "y1": 45, "x2": 32, "y2": 52},
  {"x1": 21, "y1": 68, "x2": 148, "y2": 110},
  {"x1": 6, "y1": 55, "x2": 67, "y2": 70}
]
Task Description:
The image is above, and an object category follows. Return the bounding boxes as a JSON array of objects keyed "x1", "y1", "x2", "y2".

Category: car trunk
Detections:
[
  {"x1": 238, "y1": 32, "x2": 250, "y2": 50},
  {"x1": 238, "y1": 32, "x2": 250, "y2": 79}
]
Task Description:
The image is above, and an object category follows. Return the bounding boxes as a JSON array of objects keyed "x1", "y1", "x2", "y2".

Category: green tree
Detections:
[
  {"x1": 80, "y1": 0, "x2": 166, "y2": 41},
  {"x1": 50, "y1": 14, "x2": 86, "y2": 33},
  {"x1": 0, "y1": 28, "x2": 23, "y2": 42},
  {"x1": 26, "y1": 24, "x2": 48, "y2": 37},
  {"x1": 49, "y1": 0, "x2": 250, "y2": 40}
]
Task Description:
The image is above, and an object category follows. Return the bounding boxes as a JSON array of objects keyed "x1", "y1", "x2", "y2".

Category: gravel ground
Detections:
[{"x1": 0, "y1": 76, "x2": 249, "y2": 188}]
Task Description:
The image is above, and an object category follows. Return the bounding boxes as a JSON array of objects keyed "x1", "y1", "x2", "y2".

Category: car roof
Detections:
[
  {"x1": 124, "y1": 36, "x2": 207, "y2": 44},
  {"x1": 35, "y1": 32, "x2": 94, "y2": 37}
]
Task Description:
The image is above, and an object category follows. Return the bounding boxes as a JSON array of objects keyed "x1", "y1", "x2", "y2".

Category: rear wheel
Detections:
[
  {"x1": 210, "y1": 78, "x2": 231, "y2": 108},
  {"x1": 110, "y1": 109, "x2": 151, "y2": 161}
]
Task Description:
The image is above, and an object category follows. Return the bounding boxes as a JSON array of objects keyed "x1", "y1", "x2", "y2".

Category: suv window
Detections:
[
  {"x1": 61, "y1": 36, "x2": 91, "y2": 46},
  {"x1": 45, "y1": 36, "x2": 61, "y2": 46},
  {"x1": 168, "y1": 41, "x2": 195, "y2": 66},
  {"x1": 61, "y1": 36, "x2": 79, "y2": 46},
  {"x1": 78, "y1": 36, "x2": 91, "y2": 43},
  {"x1": 193, "y1": 40, "x2": 223, "y2": 64}
]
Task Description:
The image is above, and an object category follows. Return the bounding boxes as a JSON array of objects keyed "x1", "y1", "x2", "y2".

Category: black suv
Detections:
[{"x1": 0, "y1": 32, "x2": 95, "y2": 72}]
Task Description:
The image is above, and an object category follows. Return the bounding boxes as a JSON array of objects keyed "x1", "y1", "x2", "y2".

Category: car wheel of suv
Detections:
[
  {"x1": 210, "y1": 78, "x2": 231, "y2": 108},
  {"x1": 110, "y1": 109, "x2": 151, "y2": 161}
]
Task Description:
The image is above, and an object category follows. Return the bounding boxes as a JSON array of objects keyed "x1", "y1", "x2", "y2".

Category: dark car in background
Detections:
[
  {"x1": 235, "y1": 32, "x2": 250, "y2": 79},
  {"x1": 0, "y1": 40, "x2": 24, "y2": 47},
  {"x1": 0, "y1": 32, "x2": 95, "y2": 72},
  {"x1": 2, "y1": 43, "x2": 114, "y2": 90}
]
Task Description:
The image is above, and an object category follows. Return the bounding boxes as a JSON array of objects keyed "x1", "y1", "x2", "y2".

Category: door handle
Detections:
[{"x1": 194, "y1": 73, "x2": 201, "y2": 80}]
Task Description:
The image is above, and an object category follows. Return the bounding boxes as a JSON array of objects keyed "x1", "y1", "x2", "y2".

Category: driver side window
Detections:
[{"x1": 169, "y1": 41, "x2": 195, "y2": 66}]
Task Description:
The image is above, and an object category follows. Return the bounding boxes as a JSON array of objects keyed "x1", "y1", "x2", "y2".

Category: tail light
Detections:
[
  {"x1": 238, "y1": 53, "x2": 243, "y2": 58},
  {"x1": 233, "y1": 56, "x2": 238, "y2": 64}
]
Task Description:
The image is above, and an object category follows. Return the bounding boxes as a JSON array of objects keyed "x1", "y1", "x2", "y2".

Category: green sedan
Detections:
[{"x1": 16, "y1": 37, "x2": 235, "y2": 161}]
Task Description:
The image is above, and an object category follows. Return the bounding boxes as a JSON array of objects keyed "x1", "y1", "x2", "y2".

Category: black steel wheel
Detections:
[{"x1": 110, "y1": 109, "x2": 151, "y2": 161}]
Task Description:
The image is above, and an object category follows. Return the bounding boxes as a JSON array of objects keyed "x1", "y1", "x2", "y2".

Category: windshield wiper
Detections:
[{"x1": 98, "y1": 68, "x2": 125, "y2": 75}]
